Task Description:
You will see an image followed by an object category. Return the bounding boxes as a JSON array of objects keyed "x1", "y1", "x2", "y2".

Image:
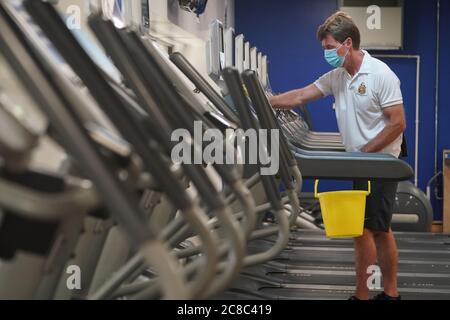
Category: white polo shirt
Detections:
[{"x1": 314, "y1": 50, "x2": 404, "y2": 158}]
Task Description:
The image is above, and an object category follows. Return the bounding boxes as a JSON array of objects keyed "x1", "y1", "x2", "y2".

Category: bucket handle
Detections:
[{"x1": 314, "y1": 180, "x2": 371, "y2": 198}]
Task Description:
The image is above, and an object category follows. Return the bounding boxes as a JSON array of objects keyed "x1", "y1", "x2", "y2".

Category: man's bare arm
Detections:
[
  {"x1": 269, "y1": 84, "x2": 323, "y2": 110},
  {"x1": 361, "y1": 104, "x2": 406, "y2": 153}
]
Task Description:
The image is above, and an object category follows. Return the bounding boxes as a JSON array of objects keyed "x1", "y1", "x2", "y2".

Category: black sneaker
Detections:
[
  {"x1": 371, "y1": 292, "x2": 401, "y2": 300},
  {"x1": 348, "y1": 296, "x2": 360, "y2": 300}
]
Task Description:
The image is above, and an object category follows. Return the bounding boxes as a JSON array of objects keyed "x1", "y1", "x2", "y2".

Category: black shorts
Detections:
[{"x1": 353, "y1": 180, "x2": 398, "y2": 232}]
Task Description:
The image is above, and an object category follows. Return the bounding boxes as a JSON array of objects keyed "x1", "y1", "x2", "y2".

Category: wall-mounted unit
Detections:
[
  {"x1": 101, "y1": 0, "x2": 126, "y2": 28},
  {"x1": 140, "y1": 0, "x2": 150, "y2": 32},
  {"x1": 178, "y1": 0, "x2": 209, "y2": 16},
  {"x1": 338, "y1": 0, "x2": 404, "y2": 50},
  {"x1": 96, "y1": 0, "x2": 150, "y2": 32}
]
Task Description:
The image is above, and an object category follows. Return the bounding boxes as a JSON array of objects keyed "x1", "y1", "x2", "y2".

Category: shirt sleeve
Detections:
[
  {"x1": 314, "y1": 71, "x2": 333, "y2": 97},
  {"x1": 377, "y1": 70, "x2": 404, "y2": 108}
]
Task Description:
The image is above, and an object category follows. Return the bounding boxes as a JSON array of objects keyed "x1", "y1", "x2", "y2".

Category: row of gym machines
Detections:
[
  {"x1": 206, "y1": 19, "x2": 434, "y2": 233},
  {"x1": 0, "y1": 0, "x2": 448, "y2": 300},
  {"x1": 197, "y1": 19, "x2": 449, "y2": 300}
]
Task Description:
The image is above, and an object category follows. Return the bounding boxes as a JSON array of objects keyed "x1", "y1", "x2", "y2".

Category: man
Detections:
[{"x1": 269, "y1": 12, "x2": 406, "y2": 300}]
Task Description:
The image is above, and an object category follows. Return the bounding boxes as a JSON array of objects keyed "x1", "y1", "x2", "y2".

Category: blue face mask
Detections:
[{"x1": 324, "y1": 43, "x2": 349, "y2": 68}]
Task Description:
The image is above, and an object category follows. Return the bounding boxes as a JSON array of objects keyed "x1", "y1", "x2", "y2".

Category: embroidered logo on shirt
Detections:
[{"x1": 358, "y1": 83, "x2": 367, "y2": 95}]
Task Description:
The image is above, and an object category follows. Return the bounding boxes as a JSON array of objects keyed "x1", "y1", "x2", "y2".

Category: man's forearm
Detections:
[
  {"x1": 270, "y1": 84, "x2": 323, "y2": 109},
  {"x1": 361, "y1": 124, "x2": 404, "y2": 153},
  {"x1": 269, "y1": 89, "x2": 302, "y2": 110}
]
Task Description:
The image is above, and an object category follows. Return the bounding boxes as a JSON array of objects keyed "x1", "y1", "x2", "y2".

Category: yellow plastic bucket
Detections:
[{"x1": 314, "y1": 180, "x2": 371, "y2": 238}]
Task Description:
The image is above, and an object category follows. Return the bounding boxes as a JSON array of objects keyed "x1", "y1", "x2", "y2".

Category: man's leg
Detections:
[
  {"x1": 353, "y1": 228, "x2": 377, "y2": 300},
  {"x1": 374, "y1": 229, "x2": 399, "y2": 297}
]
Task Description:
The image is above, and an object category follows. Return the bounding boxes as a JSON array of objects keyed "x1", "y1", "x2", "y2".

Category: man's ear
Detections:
[{"x1": 346, "y1": 38, "x2": 353, "y2": 50}]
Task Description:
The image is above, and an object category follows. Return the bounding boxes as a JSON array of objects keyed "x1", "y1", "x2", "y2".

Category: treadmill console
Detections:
[{"x1": 207, "y1": 19, "x2": 225, "y2": 79}]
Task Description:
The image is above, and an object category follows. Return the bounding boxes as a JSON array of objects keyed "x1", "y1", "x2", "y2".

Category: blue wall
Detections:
[
  {"x1": 236, "y1": 0, "x2": 450, "y2": 220},
  {"x1": 439, "y1": 0, "x2": 450, "y2": 219}
]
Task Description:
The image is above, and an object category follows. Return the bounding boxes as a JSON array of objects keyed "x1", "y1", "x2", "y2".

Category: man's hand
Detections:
[
  {"x1": 361, "y1": 104, "x2": 406, "y2": 153},
  {"x1": 270, "y1": 84, "x2": 323, "y2": 110}
]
